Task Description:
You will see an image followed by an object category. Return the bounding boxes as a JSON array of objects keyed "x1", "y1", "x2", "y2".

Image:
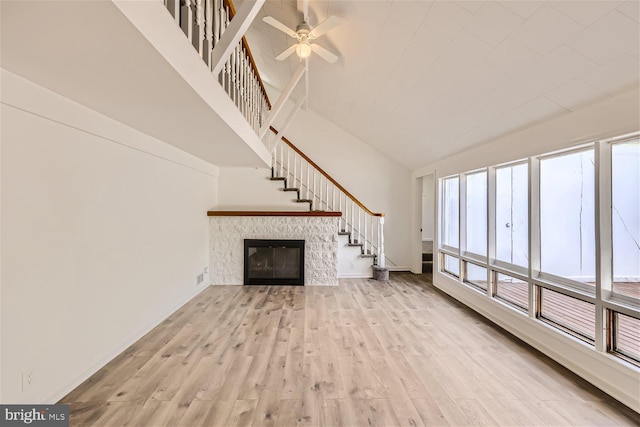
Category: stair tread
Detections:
[{"x1": 265, "y1": 171, "x2": 379, "y2": 268}]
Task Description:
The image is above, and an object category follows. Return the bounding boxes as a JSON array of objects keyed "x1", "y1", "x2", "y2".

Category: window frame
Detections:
[
  {"x1": 492, "y1": 160, "x2": 530, "y2": 272},
  {"x1": 537, "y1": 145, "x2": 597, "y2": 291},
  {"x1": 439, "y1": 175, "x2": 460, "y2": 254},
  {"x1": 608, "y1": 136, "x2": 640, "y2": 305},
  {"x1": 434, "y1": 131, "x2": 640, "y2": 366},
  {"x1": 462, "y1": 169, "x2": 488, "y2": 261}
]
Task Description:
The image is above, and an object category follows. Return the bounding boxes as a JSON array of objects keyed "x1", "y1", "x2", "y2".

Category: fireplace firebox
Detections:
[{"x1": 244, "y1": 239, "x2": 305, "y2": 285}]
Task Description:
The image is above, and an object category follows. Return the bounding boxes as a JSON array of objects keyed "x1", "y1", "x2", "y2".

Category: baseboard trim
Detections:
[
  {"x1": 45, "y1": 284, "x2": 210, "y2": 404},
  {"x1": 338, "y1": 273, "x2": 373, "y2": 279},
  {"x1": 387, "y1": 266, "x2": 411, "y2": 272}
]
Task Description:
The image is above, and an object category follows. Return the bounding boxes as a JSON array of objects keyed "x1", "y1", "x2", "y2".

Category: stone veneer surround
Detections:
[{"x1": 209, "y1": 216, "x2": 339, "y2": 285}]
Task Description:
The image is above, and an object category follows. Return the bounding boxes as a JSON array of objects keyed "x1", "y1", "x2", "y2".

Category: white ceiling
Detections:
[{"x1": 243, "y1": 0, "x2": 640, "y2": 169}]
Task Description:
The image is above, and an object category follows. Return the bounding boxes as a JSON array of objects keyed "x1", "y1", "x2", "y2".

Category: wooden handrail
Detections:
[
  {"x1": 224, "y1": 0, "x2": 272, "y2": 109},
  {"x1": 269, "y1": 126, "x2": 384, "y2": 217}
]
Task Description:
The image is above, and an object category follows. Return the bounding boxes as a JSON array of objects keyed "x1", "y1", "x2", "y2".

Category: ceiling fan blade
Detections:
[
  {"x1": 309, "y1": 15, "x2": 340, "y2": 38},
  {"x1": 263, "y1": 16, "x2": 297, "y2": 37},
  {"x1": 276, "y1": 44, "x2": 297, "y2": 61},
  {"x1": 311, "y1": 44, "x2": 338, "y2": 63},
  {"x1": 297, "y1": 0, "x2": 309, "y2": 22}
]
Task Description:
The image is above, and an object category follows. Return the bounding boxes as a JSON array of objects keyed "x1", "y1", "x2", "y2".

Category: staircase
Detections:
[
  {"x1": 159, "y1": 0, "x2": 389, "y2": 273},
  {"x1": 268, "y1": 128, "x2": 388, "y2": 270}
]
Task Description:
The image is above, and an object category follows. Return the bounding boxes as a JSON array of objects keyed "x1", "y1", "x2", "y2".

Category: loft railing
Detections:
[
  {"x1": 269, "y1": 127, "x2": 388, "y2": 268},
  {"x1": 163, "y1": 0, "x2": 271, "y2": 132}
]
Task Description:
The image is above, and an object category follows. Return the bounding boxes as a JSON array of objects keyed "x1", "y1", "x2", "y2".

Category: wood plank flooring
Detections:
[{"x1": 60, "y1": 273, "x2": 640, "y2": 426}]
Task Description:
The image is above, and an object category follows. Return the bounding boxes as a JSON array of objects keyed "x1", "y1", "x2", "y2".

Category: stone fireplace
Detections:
[{"x1": 208, "y1": 212, "x2": 339, "y2": 286}]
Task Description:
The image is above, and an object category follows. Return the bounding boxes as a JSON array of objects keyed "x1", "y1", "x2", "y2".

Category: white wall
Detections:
[
  {"x1": 411, "y1": 87, "x2": 640, "y2": 411},
  {"x1": 0, "y1": 70, "x2": 218, "y2": 403},
  {"x1": 271, "y1": 99, "x2": 412, "y2": 269},
  {"x1": 216, "y1": 167, "x2": 308, "y2": 211},
  {"x1": 413, "y1": 88, "x2": 640, "y2": 179},
  {"x1": 421, "y1": 175, "x2": 435, "y2": 242}
]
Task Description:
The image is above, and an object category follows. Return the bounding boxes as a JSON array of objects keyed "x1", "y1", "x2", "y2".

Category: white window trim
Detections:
[{"x1": 435, "y1": 131, "x2": 640, "y2": 365}]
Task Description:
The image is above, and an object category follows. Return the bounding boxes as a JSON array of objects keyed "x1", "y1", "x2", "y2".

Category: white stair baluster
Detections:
[
  {"x1": 312, "y1": 170, "x2": 316, "y2": 209},
  {"x1": 325, "y1": 179, "x2": 329, "y2": 211},
  {"x1": 305, "y1": 162, "x2": 310, "y2": 200},
  {"x1": 204, "y1": 0, "x2": 214, "y2": 67},
  {"x1": 242, "y1": 48, "x2": 247, "y2": 115},
  {"x1": 358, "y1": 209, "x2": 361, "y2": 244},
  {"x1": 279, "y1": 142, "x2": 284, "y2": 177},
  {"x1": 379, "y1": 216, "x2": 385, "y2": 268},
  {"x1": 244, "y1": 49, "x2": 249, "y2": 117},
  {"x1": 293, "y1": 152, "x2": 297, "y2": 189},
  {"x1": 364, "y1": 214, "x2": 368, "y2": 255},
  {"x1": 338, "y1": 192, "x2": 342, "y2": 229},
  {"x1": 331, "y1": 184, "x2": 335, "y2": 211},
  {"x1": 181, "y1": 0, "x2": 193, "y2": 42},
  {"x1": 286, "y1": 149, "x2": 290, "y2": 186},
  {"x1": 193, "y1": 0, "x2": 204, "y2": 55},
  {"x1": 213, "y1": 0, "x2": 220, "y2": 45},
  {"x1": 344, "y1": 194, "x2": 348, "y2": 232},
  {"x1": 319, "y1": 175, "x2": 323, "y2": 210},
  {"x1": 238, "y1": 46, "x2": 243, "y2": 112}
]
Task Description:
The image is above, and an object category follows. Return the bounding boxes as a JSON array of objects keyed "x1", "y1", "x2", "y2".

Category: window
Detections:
[
  {"x1": 495, "y1": 164, "x2": 528, "y2": 268},
  {"x1": 466, "y1": 171, "x2": 487, "y2": 256},
  {"x1": 435, "y1": 132, "x2": 640, "y2": 372},
  {"x1": 464, "y1": 262, "x2": 488, "y2": 290},
  {"x1": 442, "y1": 176, "x2": 459, "y2": 249},
  {"x1": 494, "y1": 272, "x2": 528, "y2": 312},
  {"x1": 540, "y1": 149, "x2": 595, "y2": 286},
  {"x1": 612, "y1": 140, "x2": 640, "y2": 300},
  {"x1": 539, "y1": 288, "x2": 595, "y2": 342},
  {"x1": 611, "y1": 312, "x2": 640, "y2": 364},
  {"x1": 443, "y1": 254, "x2": 460, "y2": 277}
]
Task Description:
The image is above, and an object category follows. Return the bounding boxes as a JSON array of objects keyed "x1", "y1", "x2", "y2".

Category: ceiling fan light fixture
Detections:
[{"x1": 296, "y1": 40, "x2": 312, "y2": 58}]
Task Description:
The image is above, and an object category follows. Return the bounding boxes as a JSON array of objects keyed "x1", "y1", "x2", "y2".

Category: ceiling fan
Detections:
[{"x1": 262, "y1": 14, "x2": 340, "y2": 63}]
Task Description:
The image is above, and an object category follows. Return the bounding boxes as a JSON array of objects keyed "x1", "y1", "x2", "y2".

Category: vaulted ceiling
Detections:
[{"x1": 243, "y1": 0, "x2": 640, "y2": 169}]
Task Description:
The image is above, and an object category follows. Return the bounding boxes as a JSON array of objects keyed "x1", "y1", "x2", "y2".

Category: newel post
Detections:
[
  {"x1": 379, "y1": 216, "x2": 385, "y2": 268},
  {"x1": 373, "y1": 215, "x2": 389, "y2": 281}
]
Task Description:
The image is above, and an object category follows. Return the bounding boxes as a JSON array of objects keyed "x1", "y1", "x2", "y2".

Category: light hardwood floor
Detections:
[{"x1": 61, "y1": 273, "x2": 640, "y2": 426}]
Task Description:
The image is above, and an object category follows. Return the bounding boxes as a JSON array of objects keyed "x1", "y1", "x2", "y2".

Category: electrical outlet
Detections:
[
  {"x1": 197, "y1": 273, "x2": 204, "y2": 285},
  {"x1": 204, "y1": 267, "x2": 208, "y2": 274},
  {"x1": 22, "y1": 369, "x2": 34, "y2": 392},
  {"x1": 349, "y1": 262, "x2": 354, "y2": 270}
]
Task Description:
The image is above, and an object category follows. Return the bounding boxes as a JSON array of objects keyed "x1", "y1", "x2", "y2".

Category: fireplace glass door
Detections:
[{"x1": 244, "y1": 239, "x2": 305, "y2": 285}]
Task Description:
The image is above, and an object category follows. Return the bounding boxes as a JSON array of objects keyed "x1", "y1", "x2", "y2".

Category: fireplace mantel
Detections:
[{"x1": 207, "y1": 210, "x2": 341, "y2": 217}]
